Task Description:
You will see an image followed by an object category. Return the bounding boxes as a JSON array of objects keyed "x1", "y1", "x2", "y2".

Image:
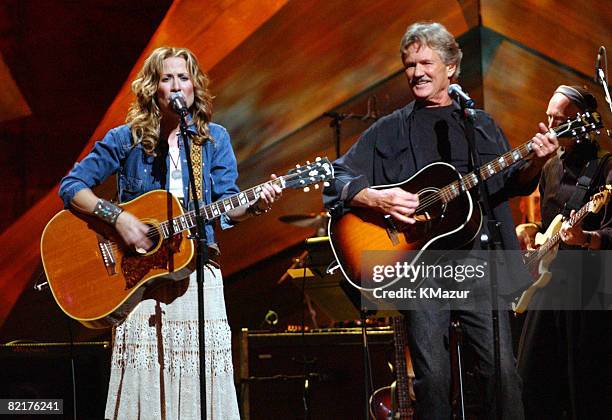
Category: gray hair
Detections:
[{"x1": 400, "y1": 21, "x2": 463, "y2": 80}]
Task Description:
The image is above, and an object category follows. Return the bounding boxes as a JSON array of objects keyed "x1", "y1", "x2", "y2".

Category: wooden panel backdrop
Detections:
[{"x1": 0, "y1": 0, "x2": 609, "y2": 339}]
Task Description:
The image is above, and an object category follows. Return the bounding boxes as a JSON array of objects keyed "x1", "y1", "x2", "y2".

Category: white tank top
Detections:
[{"x1": 168, "y1": 145, "x2": 183, "y2": 198}]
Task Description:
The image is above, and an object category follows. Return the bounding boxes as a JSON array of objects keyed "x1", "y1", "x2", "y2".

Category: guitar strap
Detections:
[
  {"x1": 189, "y1": 141, "x2": 203, "y2": 203},
  {"x1": 563, "y1": 152, "x2": 612, "y2": 217}
]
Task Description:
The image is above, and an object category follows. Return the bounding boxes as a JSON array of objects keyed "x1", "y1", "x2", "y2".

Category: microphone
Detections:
[
  {"x1": 595, "y1": 46, "x2": 605, "y2": 83},
  {"x1": 448, "y1": 83, "x2": 475, "y2": 108},
  {"x1": 170, "y1": 92, "x2": 189, "y2": 116}
]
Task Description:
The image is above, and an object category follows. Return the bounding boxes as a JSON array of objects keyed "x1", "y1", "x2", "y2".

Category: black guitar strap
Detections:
[{"x1": 563, "y1": 152, "x2": 612, "y2": 217}]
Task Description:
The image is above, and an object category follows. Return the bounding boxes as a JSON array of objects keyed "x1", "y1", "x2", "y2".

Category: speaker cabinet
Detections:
[
  {"x1": 238, "y1": 328, "x2": 394, "y2": 420},
  {"x1": 0, "y1": 342, "x2": 110, "y2": 419}
]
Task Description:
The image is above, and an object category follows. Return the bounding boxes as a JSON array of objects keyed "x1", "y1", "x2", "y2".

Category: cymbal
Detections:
[{"x1": 278, "y1": 212, "x2": 329, "y2": 229}]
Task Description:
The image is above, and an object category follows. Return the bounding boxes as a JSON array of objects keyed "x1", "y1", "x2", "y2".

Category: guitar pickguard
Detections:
[
  {"x1": 121, "y1": 234, "x2": 184, "y2": 289},
  {"x1": 402, "y1": 187, "x2": 447, "y2": 244}
]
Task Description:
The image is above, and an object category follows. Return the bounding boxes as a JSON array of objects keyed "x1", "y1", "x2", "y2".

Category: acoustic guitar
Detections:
[
  {"x1": 513, "y1": 184, "x2": 611, "y2": 313},
  {"x1": 41, "y1": 157, "x2": 333, "y2": 329},
  {"x1": 328, "y1": 112, "x2": 603, "y2": 291}
]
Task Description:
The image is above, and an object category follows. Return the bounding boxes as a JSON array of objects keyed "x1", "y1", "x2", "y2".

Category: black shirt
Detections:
[
  {"x1": 540, "y1": 143, "x2": 612, "y2": 249},
  {"x1": 323, "y1": 100, "x2": 541, "y2": 294},
  {"x1": 409, "y1": 104, "x2": 469, "y2": 174}
]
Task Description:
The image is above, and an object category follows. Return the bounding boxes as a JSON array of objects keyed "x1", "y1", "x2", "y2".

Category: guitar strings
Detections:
[
  {"x1": 286, "y1": 118, "x2": 583, "y2": 226},
  {"x1": 102, "y1": 167, "x2": 329, "y2": 249},
  {"x1": 413, "y1": 142, "x2": 534, "y2": 215},
  {"x1": 522, "y1": 199, "x2": 596, "y2": 269},
  {"x1": 103, "y1": 124, "x2": 593, "y2": 260}
]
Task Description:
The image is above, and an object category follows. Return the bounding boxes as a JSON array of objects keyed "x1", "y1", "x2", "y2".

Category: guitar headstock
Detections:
[
  {"x1": 553, "y1": 111, "x2": 604, "y2": 142},
  {"x1": 284, "y1": 157, "x2": 334, "y2": 192},
  {"x1": 589, "y1": 184, "x2": 612, "y2": 214}
]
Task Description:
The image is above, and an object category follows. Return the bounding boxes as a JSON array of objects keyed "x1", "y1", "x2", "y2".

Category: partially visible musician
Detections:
[
  {"x1": 59, "y1": 46, "x2": 281, "y2": 419},
  {"x1": 517, "y1": 85, "x2": 612, "y2": 419},
  {"x1": 323, "y1": 21, "x2": 558, "y2": 419}
]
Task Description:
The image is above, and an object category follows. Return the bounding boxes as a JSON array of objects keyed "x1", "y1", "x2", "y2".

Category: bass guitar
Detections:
[
  {"x1": 328, "y1": 112, "x2": 603, "y2": 291},
  {"x1": 370, "y1": 316, "x2": 415, "y2": 419},
  {"x1": 513, "y1": 184, "x2": 611, "y2": 313},
  {"x1": 41, "y1": 157, "x2": 333, "y2": 328}
]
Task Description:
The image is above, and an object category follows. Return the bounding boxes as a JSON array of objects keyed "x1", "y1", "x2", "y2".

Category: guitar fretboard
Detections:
[
  {"x1": 392, "y1": 316, "x2": 411, "y2": 417},
  {"x1": 525, "y1": 198, "x2": 594, "y2": 268},
  {"x1": 416, "y1": 112, "x2": 600, "y2": 214},
  {"x1": 158, "y1": 178, "x2": 285, "y2": 238},
  {"x1": 437, "y1": 142, "x2": 533, "y2": 206},
  {"x1": 153, "y1": 156, "x2": 333, "y2": 239}
]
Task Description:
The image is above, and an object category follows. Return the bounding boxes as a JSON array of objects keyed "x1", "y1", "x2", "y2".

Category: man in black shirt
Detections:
[
  {"x1": 516, "y1": 85, "x2": 612, "y2": 419},
  {"x1": 324, "y1": 22, "x2": 558, "y2": 419}
]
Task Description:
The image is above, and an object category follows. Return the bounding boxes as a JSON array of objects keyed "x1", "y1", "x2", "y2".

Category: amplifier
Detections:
[
  {"x1": 238, "y1": 328, "x2": 394, "y2": 420},
  {"x1": 0, "y1": 342, "x2": 110, "y2": 419}
]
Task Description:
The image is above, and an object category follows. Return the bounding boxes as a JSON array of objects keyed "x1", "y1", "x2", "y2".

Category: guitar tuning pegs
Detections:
[
  {"x1": 323, "y1": 181, "x2": 330, "y2": 187},
  {"x1": 314, "y1": 184, "x2": 320, "y2": 190},
  {"x1": 306, "y1": 160, "x2": 311, "y2": 165},
  {"x1": 315, "y1": 157, "x2": 321, "y2": 162},
  {"x1": 303, "y1": 186, "x2": 311, "y2": 193}
]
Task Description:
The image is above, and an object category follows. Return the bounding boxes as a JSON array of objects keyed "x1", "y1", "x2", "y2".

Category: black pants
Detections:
[
  {"x1": 518, "y1": 309, "x2": 612, "y2": 419},
  {"x1": 406, "y1": 308, "x2": 524, "y2": 420}
]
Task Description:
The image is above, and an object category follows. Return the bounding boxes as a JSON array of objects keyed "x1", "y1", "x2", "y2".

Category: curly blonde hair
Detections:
[{"x1": 126, "y1": 46, "x2": 214, "y2": 155}]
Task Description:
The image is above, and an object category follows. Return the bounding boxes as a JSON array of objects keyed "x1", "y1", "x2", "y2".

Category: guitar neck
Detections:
[
  {"x1": 154, "y1": 156, "x2": 332, "y2": 239},
  {"x1": 435, "y1": 117, "x2": 582, "y2": 207},
  {"x1": 391, "y1": 317, "x2": 411, "y2": 416},
  {"x1": 197, "y1": 177, "x2": 286, "y2": 222},
  {"x1": 527, "y1": 200, "x2": 593, "y2": 266},
  {"x1": 438, "y1": 141, "x2": 534, "y2": 205},
  {"x1": 157, "y1": 177, "x2": 286, "y2": 239}
]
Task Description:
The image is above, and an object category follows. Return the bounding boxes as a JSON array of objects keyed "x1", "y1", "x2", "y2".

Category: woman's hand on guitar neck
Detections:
[{"x1": 351, "y1": 187, "x2": 419, "y2": 224}]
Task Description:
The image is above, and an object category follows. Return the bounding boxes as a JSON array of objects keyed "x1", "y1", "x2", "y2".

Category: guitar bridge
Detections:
[
  {"x1": 384, "y1": 215, "x2": 400, "y2": 246},
  {"x1": 97, "y1": 235, "x2": 117, "y2": 276}
]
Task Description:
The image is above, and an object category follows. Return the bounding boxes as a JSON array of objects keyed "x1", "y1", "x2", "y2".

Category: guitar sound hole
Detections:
[
  {"x1": 400, "y1": 189, "x2": 447, "y2": 241},
  {"x1": 134, "y1": 224, "x2": 161, "y2": 255},
  {"x1": 414, "y1": 188, "x2": 445, "y2": 222}
]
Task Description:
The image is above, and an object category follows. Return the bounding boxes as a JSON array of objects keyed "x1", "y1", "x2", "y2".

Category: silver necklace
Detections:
[{"x1": 169, "y1": 142, "x2": 182, "y2": 180}]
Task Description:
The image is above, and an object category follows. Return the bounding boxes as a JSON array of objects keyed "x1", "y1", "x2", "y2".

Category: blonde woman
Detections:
[{"x1": 60, "y1": 46, "x2": 280, "y2": 419}]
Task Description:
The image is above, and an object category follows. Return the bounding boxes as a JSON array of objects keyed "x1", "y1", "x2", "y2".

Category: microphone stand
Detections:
[
  {"x1": 595, "y1": 47, "x2": 612, "y2": 114},
  {"x1": 458, "y1": 98, "x2": 503, "y2": 420},
  {"x1": 177, "y1": 109, "x2": 209, "y2": 420},
  {"x1": 324, "y1": 110, "x2": 379, "y2": 159}
]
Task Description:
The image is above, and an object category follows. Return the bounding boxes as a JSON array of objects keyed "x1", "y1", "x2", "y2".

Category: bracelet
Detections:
[{"x1": 93, "y1": 199, "x2": 124, "y2": 225}]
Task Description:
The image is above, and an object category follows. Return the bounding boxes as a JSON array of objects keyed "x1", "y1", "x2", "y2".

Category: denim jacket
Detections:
[{"x1": 59, "y1": 123, "x2": 240, "y2": 245}]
